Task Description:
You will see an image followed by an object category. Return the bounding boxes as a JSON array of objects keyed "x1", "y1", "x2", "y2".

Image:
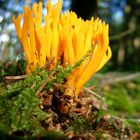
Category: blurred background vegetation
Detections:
[
  {"x1": 0, "y1": 0, "x2": 140, "y2": 135},
  {"x1": 0, "y1": 0, "x2": 140, "y2": 71}
]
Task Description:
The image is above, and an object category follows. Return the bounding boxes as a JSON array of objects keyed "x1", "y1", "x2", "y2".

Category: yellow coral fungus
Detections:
[{"x1": 13, "y1": 0, "x2": 111, "y2": 98}]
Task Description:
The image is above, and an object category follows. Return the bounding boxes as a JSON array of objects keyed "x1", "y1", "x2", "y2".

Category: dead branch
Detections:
[
  {"x1": 110, "y1": 27, "x2": 136, "y2": 41},
  {"x1": 83, "y1": 87, "x2": 104, "y2": 101},
  {"x1": 102, "y1": 72, "x2": 140, "y2": 85}
]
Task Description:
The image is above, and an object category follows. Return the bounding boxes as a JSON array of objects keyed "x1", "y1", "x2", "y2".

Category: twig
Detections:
[
  {"x1": 5, "y1": 75, "x2": 27, "y2": 80},
  {"x1": 16, "y1": 63, "x2": 24, "y2": 75},
  {"x1": 113, "y1": 115, "x2": 140, "y2": 122},
  {"x1": 124, "y1": 118, "x2": 140, "y2": 122},
  {"x1": 83, "y1": 87, "x2": 104, "y2": 101},
  {"x1": 110, "y1": 27, "x2": 136, "y2": 41},
  {"x1": 102, "y1": 72, "x2": 140, "y2": 85},
  {"x1": 87, "y1": 85, "x2": 97, "y2": 90},
  {"x1": 112, "y1": 115, "x2": 123, "y2": 122},
  {"x1": 42, "y1": 57, "x2": 55, "y2": 70},
  {"x1": 35, "y1": 74, "x2": 54, "y2": 96},
  {"x1": 124, "y1": 116, "x2": 140, "y2": 122},
  {"x1": 52, "y1": 83, "x2": 68, "y2": 89}
]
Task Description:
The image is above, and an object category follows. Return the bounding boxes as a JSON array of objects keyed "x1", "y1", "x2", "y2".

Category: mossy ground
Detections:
[{"x1": 0, "y1": 61, "x2": 140, "y2": 140}]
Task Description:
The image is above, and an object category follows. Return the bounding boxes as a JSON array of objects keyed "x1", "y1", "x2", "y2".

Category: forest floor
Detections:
[{"x1": 0, "y1": 61, "x2": 140, "y2": 140}]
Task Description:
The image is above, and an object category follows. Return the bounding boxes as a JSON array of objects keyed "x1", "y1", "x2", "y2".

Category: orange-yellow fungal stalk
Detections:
[{"x1": 13, "y1": 0, "x2": 112, "y2": 98}]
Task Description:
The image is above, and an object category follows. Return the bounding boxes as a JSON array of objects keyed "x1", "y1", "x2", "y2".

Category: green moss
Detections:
[{"x1": 0, "y1": 45, "x2": 93, "y2": 137}]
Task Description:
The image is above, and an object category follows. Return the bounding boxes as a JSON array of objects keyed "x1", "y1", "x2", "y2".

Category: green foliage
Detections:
[
  {"x1": 85, "y1": 72, "x2": 140, "y2": 136},
  {"x1": 86, "y1": 73, "x2": 140, "y2": 116},
  {"x1": 0, "y1": 68, "x2": 49, "y2": 137},
  {"x1": 104, "y1": 82, "x2": 140, "y2": 116},
  {"x1": 0, "y1": 130, "x2": 67, "y2": 140},
  {"x1": 105, "y1": 86, "x2": 135, "y2": 115}
]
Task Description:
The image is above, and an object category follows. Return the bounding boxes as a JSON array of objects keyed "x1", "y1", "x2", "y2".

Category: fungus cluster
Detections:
[{"x1": 13, "y1": 0, "x2": 111, "y2": 98}]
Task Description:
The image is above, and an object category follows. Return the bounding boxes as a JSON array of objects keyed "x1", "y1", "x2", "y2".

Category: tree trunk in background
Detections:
[{"x1": 71, "y1": 0, "x2": 98, "y2": 20}]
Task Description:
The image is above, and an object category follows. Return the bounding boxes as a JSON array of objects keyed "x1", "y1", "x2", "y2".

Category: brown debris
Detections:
[{"x1": 37, "y1": 85, "x2": 134, "y2": 140}]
